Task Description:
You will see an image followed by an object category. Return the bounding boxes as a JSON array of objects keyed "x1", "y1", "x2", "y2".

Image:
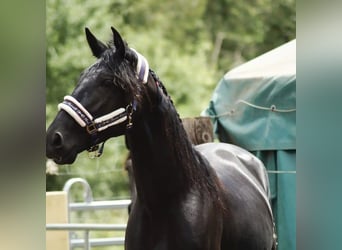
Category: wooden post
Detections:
[
  {"x1": 46, "y1": 191, "x2": 69, "y2": 250},
  {"x1": 181, "y1": 116, "x2": 214, "y2": 145}
]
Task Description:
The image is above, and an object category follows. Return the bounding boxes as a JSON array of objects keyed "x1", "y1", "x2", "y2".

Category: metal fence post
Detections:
[
  {"x1": 84, "y1": 230, "x2": 90, "y2": 250},
  {"x1": 63, "y1": 178, "x2": 94, "y2": 250}
]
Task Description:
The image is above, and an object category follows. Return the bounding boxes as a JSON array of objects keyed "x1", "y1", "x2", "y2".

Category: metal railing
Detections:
[{"x1": 46, "y1": 178, "x2": 130, "y2": 250}]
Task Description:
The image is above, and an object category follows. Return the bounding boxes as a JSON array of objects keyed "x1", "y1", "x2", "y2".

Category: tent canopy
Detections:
[{"x1": 203, "y1": 40, "x2": 296, "y2": 151}]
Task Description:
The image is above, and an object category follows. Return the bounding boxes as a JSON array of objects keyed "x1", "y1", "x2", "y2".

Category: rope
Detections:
[
  {"x1": 56, "y1": 168, "x2": 125, "y2": 176},
  {"x1": 204, "y1": 100, "x2": 296, "y2": 119},
  {"x1": 54, "y1": 167, "x2": 296, "y2": 176},
  {"x1": 267, "y1": 170, "x2": 296, "y2": 174},
  {"x1": 236, "y1": 100, "x2": 296, "y2": 113},
  {"x1": 204, "y1": 111, "x2": 233, "y2": 118}
]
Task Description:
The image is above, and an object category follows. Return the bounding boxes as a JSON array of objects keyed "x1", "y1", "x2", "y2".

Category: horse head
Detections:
[{"x1": 46, "y1": 27, "x2": 159, "y2": 164}]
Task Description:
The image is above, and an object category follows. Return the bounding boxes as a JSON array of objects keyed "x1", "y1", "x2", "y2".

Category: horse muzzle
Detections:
[{"x1": 46, "y1": 130, "x2": 78, "y2": 164}]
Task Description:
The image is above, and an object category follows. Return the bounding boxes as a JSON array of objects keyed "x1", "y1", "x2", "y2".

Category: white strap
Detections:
[
  {"x1": 94, "y1": 108, "x2": 127, "y2": 131},
  {"x1": 64, "y1": 95, "x2": 94, "y2": 119},
  {"x1": 131, "y1": 48, "x2": 149, "y2": 83},
  {"x1": 94, "y1": 108, "x2": 126, "y2": 123},
  {"x1": 58, "y1": 103, "x2": 87, "y2": 127},
  {"x1": 58, "y1": 94, "x2": 128, "y2": 132}
]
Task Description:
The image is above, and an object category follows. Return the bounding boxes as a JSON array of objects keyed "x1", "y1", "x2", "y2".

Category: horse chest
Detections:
[
  {"x1": 126, "y1": 216, "x2": 197, "y2": 250},
  {"x1": 125, "y1": 194, "x2": 222, "y2": 250},
  {"x1": 126, "y1": 221, "x2": 209, "y2": 250}
]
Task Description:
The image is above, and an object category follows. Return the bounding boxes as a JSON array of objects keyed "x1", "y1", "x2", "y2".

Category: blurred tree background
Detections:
[{"x1": 46, "y1": 0, "x2": 295, "y2": 199}]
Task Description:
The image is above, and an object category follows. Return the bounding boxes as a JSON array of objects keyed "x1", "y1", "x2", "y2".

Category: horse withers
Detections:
[{"x1": 46, "y1": 26, "x2": 277, "y2": 250}]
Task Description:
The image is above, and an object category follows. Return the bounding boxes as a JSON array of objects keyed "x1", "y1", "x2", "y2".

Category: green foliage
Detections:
[
  {"x1": 46, "y1": 0, "x2": 295, "y2": 198},
  {"x1": 204, "y1": 0, "x2": 296, "y2": 75}
]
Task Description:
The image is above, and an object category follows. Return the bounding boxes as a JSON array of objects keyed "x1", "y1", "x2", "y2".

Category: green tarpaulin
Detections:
[{"x1": 203, "y1": 40, "x2": 296, "y2": 250}]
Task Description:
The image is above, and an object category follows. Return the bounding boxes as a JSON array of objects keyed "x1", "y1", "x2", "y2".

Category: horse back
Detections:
[{"x1": 196, "y1": 142, "x2": 275, "y2": 250}]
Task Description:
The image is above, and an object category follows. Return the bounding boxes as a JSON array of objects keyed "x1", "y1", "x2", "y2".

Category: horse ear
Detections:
[
  {"x1": 85, "y1": 27, "x2": 107, "y2": 58},
  {"x1": 111, "y1": 26, "x2": 126, "y2": 60}
]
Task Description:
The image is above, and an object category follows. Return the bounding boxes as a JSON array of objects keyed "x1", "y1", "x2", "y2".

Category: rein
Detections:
[{"x1": 57, "y1": 48, "x2": 149, "y2": 157}]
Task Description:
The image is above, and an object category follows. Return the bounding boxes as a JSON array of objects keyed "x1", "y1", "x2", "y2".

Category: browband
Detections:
[{"x1": 131, "y1": 48, "x2": 149, "y2": 83}]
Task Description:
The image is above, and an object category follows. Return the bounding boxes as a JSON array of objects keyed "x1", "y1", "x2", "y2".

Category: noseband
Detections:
[
  {"x1": 57, "y1": 48, "x2": 149, "y2": 157},
  {"x1": 58, "y1": 95, "x2": 128, "y2": 134}
]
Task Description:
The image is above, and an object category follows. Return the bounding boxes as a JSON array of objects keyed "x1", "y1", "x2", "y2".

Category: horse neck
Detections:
[{"x1": 126, "y1": 99, "x2": 201, "y2": 207}]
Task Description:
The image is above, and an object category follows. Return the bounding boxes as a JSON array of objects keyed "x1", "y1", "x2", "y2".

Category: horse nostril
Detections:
[{"x1": 52, "y1": 131, "x2": 64, "y2": 149}]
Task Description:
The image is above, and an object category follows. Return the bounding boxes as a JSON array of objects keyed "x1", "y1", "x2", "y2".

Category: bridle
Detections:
[
  {"x1": 57, "y1": 48, "x2": 149, "y2": 157},
  {"x1": 58, "y1": 95, "x2": 128, "y2": 134}
]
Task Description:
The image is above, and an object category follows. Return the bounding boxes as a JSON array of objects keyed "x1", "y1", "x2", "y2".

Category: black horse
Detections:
[{"x1": 46, "y1": 27, "x2": 276, "y2": 250}]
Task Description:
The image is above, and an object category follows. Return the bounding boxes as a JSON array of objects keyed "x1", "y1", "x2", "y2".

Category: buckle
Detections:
[
  {"x1": 86, "y1": 123, "x2": 97, "y2": 134},
  {"x1": 87, "y1": 142, "x2": 105, "y2": 159},
  {"x1": 87, "y1": 144, "x2": 99, "y2": 159}
]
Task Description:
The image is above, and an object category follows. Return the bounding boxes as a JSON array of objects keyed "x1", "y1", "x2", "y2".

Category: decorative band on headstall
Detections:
[
  {"x1": 58, "y1": 95, "x2": 127, "y2": 134},
  {"x1": 130, "y1": 48, "x2": 149, "y2": 84},
  {"x1": 58, "y1": 95, "x2": 93, "y2": 128},
  {"x1": 93, "y1": 108, "x2": 127, "y2": 131}
]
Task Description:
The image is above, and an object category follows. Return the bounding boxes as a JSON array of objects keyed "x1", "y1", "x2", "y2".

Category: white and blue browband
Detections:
[
  {"x1": 58, "y1": 48, "x2": 150, "y2": 134},
  {"x1": 131, "y1": 48, "x2": 149, "y2": 84}
]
